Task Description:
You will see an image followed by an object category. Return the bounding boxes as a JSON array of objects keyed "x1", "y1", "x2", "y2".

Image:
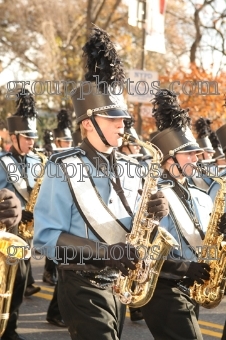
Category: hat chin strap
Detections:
[
  {"x1": 16, "y1": 134, "x2": 23, "y2": 154},
  {"x1": 172, "y1": 155, "x2": 183, "y2": 175},
  {"x1": 90, "y1": 116, "x2": 111, "y2": 147}
]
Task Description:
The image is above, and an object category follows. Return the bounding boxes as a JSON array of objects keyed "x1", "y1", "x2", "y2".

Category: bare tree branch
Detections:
[
  {"x1": 103, "y1": 0, "x2": 122, "y2": 30},
  {"x1": 92, "y1": 0, "x2": 106, "y2": 24}
]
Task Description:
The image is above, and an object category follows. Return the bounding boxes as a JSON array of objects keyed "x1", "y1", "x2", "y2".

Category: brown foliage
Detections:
[{"x1": 140, "y1": 64, "x2": 226, "y2": 140}]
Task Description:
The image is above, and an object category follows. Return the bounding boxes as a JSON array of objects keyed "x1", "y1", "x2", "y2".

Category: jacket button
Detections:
[{"x1": 109, "y1": 199, "x2": 113, "y2": 203}]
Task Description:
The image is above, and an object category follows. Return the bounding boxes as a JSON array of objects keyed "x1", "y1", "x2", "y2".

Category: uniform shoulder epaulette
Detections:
[
  {"x1": 50, "y1": 147, "x2": 85, "y2": 163},
  {"x1": 187, "y1": 179, "x2": 208, "y2": 194},
  {"x1": 27, "y1": 151, "x2": 40, "y2": 160},
  {"x1": 115, "y1": 151, "x2": 140, "y2": 165},
  {"x1": 0, "y1": 151, "x2": 10, "y2": 159},
  {"x1": 219, "y1": 167, "x2": 226, "y2": 177}
]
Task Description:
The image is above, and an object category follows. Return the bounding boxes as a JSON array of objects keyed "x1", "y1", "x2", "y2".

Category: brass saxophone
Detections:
[
  {"x1": 18, "y1": 149, "x2": 48, "y2": 240},
  {"x1": 190, "y1": 173, "x2": 226, "y2": 309},
  {"x1": 113, "y1": 133, "x2": 179, "y2": 308},
  {"x1": 0, "y1": 228, "x2": 30, "y2": 336}
]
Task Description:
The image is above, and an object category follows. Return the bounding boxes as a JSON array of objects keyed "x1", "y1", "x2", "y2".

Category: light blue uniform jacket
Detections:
[
  {"x1": 0, "y1": 151, "x2": 41, "y2": 209},
  {"x1": 33, "y1": 150, "x2": 143, "y2": 260}
]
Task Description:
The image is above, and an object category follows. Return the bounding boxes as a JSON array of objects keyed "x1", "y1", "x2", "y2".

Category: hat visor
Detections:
[
  {"x1": 176, "y1": 144, "x2": 204, "y2": 155},
  {"x1": 56, "y1": 137, "x2": 73, "y2": 141},
  {"x1": 202, "y1": 147, "x2": 215, "y2": 153},
  {"x1": 199, "y1": 158, "x2": 216, "y2": 164},
  {"x1": 95, "y1": 109, "x2": 130, "y2": 119},
  {"x1": 20, "y1": 132, "x2": 38, "y2": 139}
]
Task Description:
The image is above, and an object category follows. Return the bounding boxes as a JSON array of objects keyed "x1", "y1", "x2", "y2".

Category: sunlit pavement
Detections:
[{"x1": 16, "y1": 256, "x2": 226, "y2": 340}]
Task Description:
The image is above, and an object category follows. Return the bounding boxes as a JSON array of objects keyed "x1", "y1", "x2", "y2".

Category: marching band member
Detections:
[
  {"x1": 207, "y1": 123, "x2": 226, "y2": 340},
  {"x1": 195, "y1": 118, "x2": 215, "y2": 162},
  {"x1": 33, "y1": 26, "x2": 169, "y2": 340},
  {"x1": 208, "y1": 124, "x2": 226, "y2": 168},
  {"x1": 0, "y1": 89, "x2": 41, "y2": 340},
  {"x1": 53, "y1": 109, "x2": 73, "y2": 149},
  {"x1": 141, "y1": 89, "x2": 213, "y2": 340}
]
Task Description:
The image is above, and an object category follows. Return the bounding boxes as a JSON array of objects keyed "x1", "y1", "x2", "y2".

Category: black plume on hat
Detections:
[
  {"x1": 53, "y1": 109, "x2": 72, "y2": 141},
  {"x1": 43, "y1": 129, "x2": 54, "y2": 145},
  {"x1": 152, "y1": 89, "x2": 191, "y2": 131},
  {"x1": 194, "y1": 117, "x2": 214, "y2": 153},
  {"x1": 208, "y1": 124, "x2": 224, "y2": 159},
  {"x1": 151, "y1": 89, "x2": 202, "y2": 161},
  {"x1": 71, "y1": 25, "x2": 129, "y2": 128},
  {"x1": 56, "y1": 109, "x2": 72, "y2": 130},
  {"x1": 7, "y1": 88, "x2": 38, "y2": 138},
  {"x1": 194, "y1": 117, "x2": 212, "y2": 139},
  {"x1": 208, "y1": 131, "x2": 221, "y2": 148},
  {"x1": 15, "y1": 89, "x2": 38, "y2": 118},
  {"x1": 82, "y1": 25, "x2": 125, "y2": 89}
]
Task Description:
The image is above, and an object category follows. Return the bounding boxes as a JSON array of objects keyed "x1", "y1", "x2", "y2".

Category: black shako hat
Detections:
[
  {"x1": 151, "y1": 89, "x2": 203, "y2": 162},
  {"x1": 53, "y1": 109, "x2": 72, "y2": 141},
  {"x1": 149, "y1": 131, "x2": 159, "y2": 141},
  {"x1": 216, "y1": 123, "x2": 226, "y2": 153},
  {"x1": 194, "y1": 118, "x2": 215, "y2": 153},
  {"x1": 207, "y1": 124, "x2": 225, "y2": 159},
  {"x1": 7, "y1": 89, "x2": 38, "y2": 138},
  {"x1": 70, "y1": 26, "x2": 130, "y2": 125}
]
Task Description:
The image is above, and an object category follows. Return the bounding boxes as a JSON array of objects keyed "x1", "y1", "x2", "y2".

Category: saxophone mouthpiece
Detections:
[
  {"x1": 119, "y1": 132, "x2": 137, "y2": 144},
  {"x1": 28, "y1": 146, "x2": 33, "y2": 151}
]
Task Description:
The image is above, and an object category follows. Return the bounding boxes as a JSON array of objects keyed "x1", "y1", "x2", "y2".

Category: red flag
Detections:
[{"x1": 159, "y1": 0, "x2": 166, "y2": 15}]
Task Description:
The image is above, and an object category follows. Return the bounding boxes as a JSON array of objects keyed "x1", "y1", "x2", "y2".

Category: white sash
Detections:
[
  {"x1": 163, "y1": 188, "x2": 203, "y2": 250},
  {"x1": 1, "y1": 156, "x2": 29, "y2": 201},
  {"x1": 61, "y1": 156, "x2": 129, "y2": 245}
]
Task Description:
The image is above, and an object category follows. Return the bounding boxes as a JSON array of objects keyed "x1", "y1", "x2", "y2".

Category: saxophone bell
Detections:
[
  {"x1": 0, "y1": 231, "x2": 30, "y2": 336},
  {"x1": 189, "y1": 172, "x2": 226, "y2": 308}
]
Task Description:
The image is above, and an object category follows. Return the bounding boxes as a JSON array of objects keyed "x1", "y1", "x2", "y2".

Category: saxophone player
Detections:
[
  {"x1": 33, "y1": 26, "x2": 169, "y2": 340},
  {"x1": 0, "y1": 89, "x2": 42, "y2": 340},
  {"x1": 141, "y1": 89, "x2": 213, "y2": 340},
  {"x1": 208, "y1": 122, "x2": 226, "y2": 340}
]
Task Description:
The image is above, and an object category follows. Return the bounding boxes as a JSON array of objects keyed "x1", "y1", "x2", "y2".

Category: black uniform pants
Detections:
[
  {"x1": 44, "y1": 257, "x2": 57, "y2": 275},
  {"x1": 141, "y1": 278, "x2": 202, "y2": 340},
  {"x1": 2, "y1": 260, "x2": 27, "y2": 338},
  {"x1": 47, "y1": 282, "x2": 61, "y2": 319},
  {"x1": 221, "y1": 321, "x2": 226, "y2": 340},
  {"x1": 25, "y1": 257, "x2": 35, "y2": 287},
  {"x1": 57, "y1": 269, "x2": 126, "y2": 340}
]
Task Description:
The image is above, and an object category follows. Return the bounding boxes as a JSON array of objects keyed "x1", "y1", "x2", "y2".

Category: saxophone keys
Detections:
[{"x1": 120, "y1": 292, "x2": 132, "y2": 304}]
